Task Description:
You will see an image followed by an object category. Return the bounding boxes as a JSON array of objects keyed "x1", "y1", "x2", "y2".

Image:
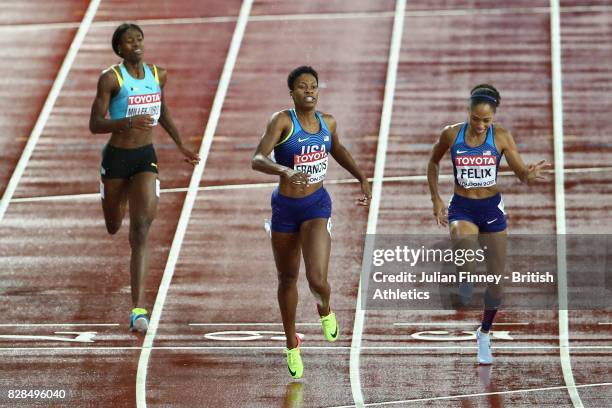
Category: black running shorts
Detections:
[{"x1": 100, "y1": 143, "x2": 158, "y2": 179}]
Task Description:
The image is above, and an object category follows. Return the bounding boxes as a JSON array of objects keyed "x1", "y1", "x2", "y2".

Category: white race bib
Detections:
[
  {"x1": 126, "y1": 93, "x2": 161, "y2": 125},
  {"x1": 294, "y1": 151, "x2": 329, "y2": 184},
  {"x1": 455, "y1": 155, "x2": 497, "y2": 188}
]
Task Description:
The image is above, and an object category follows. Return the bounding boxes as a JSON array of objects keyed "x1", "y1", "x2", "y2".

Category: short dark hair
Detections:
[
  {"x1": 111, "y1": 23, "x2": 144, "y2": 56},
  {"x1": 287, "y1": 66, "x2": 318, "y2": 90},
  {"x1": 470, "y1": 84, "x2": 501, "y2": 110}
]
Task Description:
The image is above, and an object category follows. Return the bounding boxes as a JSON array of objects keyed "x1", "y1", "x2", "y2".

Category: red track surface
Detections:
[
  {"x1": 0, "y1": 1, "x2": 87, "y2": 25},
  {"x1": 0, "y1": 24, "x2": 81, "y2": 198},
  {"x1": 0, "y1": 1, "x2": 610, "y2": 407}
]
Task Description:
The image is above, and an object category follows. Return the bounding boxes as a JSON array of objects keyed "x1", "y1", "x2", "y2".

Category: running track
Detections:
[{"x1": 0, "y1": 1, "x2": 610, "y2": 407}]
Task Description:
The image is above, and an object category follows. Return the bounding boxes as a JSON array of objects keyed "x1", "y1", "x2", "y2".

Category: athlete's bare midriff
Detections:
[
  {"x1": 278, "y1": 179, "x2": 324, "y2": 198},
  {"x1": 454, "y1": 184, "x2": 499, "y2": 199},
  {"x1": 108, "y1": 128, "x2": 153, "y2": 149}
]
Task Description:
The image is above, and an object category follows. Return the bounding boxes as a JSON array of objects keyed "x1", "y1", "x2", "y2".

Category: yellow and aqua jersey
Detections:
[
  {"x1": 273, "y1": 109, "x2": 332, "y2": 184},
  {"x1": 108, "y1": 63, "x2": 162, "y2": 126}
]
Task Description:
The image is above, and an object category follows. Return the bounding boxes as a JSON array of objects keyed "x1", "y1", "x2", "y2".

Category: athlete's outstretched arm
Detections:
[
  {"x1": 252, "y1": 112, "x2": 308, "y2": 186},
  {"x1": 498, "y1": 129, "x2": 549, "y2": 184},
  {"x1": 89, "y1": 69, "x2": 152, "y2": 134},
  {"x1": 156, "y1": 67, "x2": 199, "y2": 165},
  {"x1": 427, "y1": 127, "x2": 453, "y2": 226},
  {"x1": 326, "y1": 114, "x2": 371, "y2": 205}
]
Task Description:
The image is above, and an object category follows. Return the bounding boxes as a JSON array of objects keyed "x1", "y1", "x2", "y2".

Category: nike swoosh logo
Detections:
[
  {"x1": 151, "y1": 163, "x2": 157, "y2": 168},
  {"x1": 331, "y1": 325, "x2": 338, "y2": 339},
  {"x1": 457, "y1": 150, "x2": 468, "y2": 154},
  {"x1": 288, "y1": 366, "x2": 297, "y2": 376},
  {"x1": 298, "y1": 137, "x2": 310, "y2": 142},
  {"x1": 487, "y1": 218, "x2": 498, "y2": 224}
]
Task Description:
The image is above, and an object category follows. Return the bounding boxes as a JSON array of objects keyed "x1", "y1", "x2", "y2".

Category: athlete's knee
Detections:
[
  {"x1": 306, "y1": 269, "x2": 329, "y2": 295},
  {"x1": 102, "y1": 199, "x2": 126, "y2": 235},
  {"x1": 308, "y1": 281, "x2": 330, "y2": 298},
  {"x1": 450, "y1": 222, "x2": 478, "y2": 239},
  {"x1": 278, "y1": 270, "x2": 298, "y2": 289},
  {"x1": 105, "y1": 219, "x2": 122, "y2": 235},
  {"x1": 129, "y1": 218, "x2": 153, "y2": 246},
  {"x1": 452, "y1": 234, "x2": 479, "y2": 250}
]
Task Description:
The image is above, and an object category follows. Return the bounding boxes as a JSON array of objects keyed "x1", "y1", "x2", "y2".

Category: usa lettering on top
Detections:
[{"x1": 294, "y1": 145, "x2": 328, "y2": 184}]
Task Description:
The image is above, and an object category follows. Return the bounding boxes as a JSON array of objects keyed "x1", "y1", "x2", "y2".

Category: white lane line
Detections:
[
  {"x1": 1, "y1": 4, "x2": 611, "y2": 31},
  {"x1": 188, "y1": 323, "x2": 321, "y2": 326},
  {"x1": 350, "y1": 1, "x2": 406, "y2": 407},
  {"x1": 1, "y1": 345, "x2": 611, "y2": 351},
  {"x1": 559, "y1": 4, "x2": 612, "y2": 13},
  {"x1": 394, "y1": 322, "x2": 529, "y2": 326},
  {"x1": 0, "y1": 21, "x2": 81, "y2": 31},
  {"x1": 0, "y1": 11, "x2": 391, "y2": 32},
  {"x1": 11, "y1": 166, "x2": 612, "y2": 204},
  {"x1": 598, "y1": 323, "x2": 612, "y2": 325},
  {"x1": 361, "y1": 345, "x2": 612, "y2": 350},
  {"x1": 0, "y1": 332, "x2": 95, "y2": 343},
  {"x1": 550, "y1": 0, "x2": 583, "y2": 406},
  {"x1": 250, "y1": 11, "x2": 392, "y2": 22},
  {"x1": 327, "y1": 382, "x2": 612, "y2": 408},
  {"x1": 404, "y1": 4, "x2": 612, "y2": 17},
  {"x1": 0, "y1": 347, "x2": 142, "y2": 351},
  {"x1": 134, "y1": 1, "x2": 253, "y2": 407},
  {"x1": 0, "y1": 344, "x2": 611, "y2": 352},
  {"x1": 0, "y1": 324, "x2": 119, "y2": 327},
  {"x1": 0, "y1": 0, "x2": 101, "y2": 223}
]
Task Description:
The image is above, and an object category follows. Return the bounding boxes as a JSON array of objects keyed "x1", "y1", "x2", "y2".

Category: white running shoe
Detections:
[{"x1": 476, "y1": 327, "x2": 493, "y2": 365}]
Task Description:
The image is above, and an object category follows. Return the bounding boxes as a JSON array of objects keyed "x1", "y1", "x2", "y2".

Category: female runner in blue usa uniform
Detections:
[
  {"x1": 89, "y1": 23, "x2": 199, "y2": 333},
  {"x1": 252, "y1": 66, "x2": 371, "y2": 378},
  {"x1": 427, "y1": 84, "x2": 549, "y2": 365}
]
